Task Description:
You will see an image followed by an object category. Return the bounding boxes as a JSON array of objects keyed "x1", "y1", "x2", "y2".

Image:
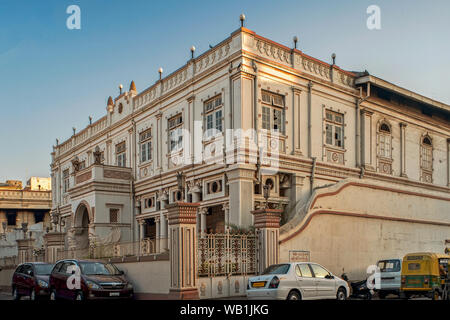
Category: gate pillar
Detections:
[
  {"x1": 166, "y1": 202, "x2": 200, "y2": 299},
  {"x1": 251, "y1": 208, "x2": 282, "y2": 273}
]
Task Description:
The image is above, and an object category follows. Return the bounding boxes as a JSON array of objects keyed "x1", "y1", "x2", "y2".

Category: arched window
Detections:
[
  {"x1": 378, "y1": 122, "x2": 391, "y2": 159},
  {"x1": 420, "y1": 135, "x2": 433, "y2": 171}
]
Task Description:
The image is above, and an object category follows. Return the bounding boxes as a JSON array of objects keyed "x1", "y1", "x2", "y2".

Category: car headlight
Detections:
[
  {"x1": 37, "y1": 280, "x2": 48, "y2": 288},
  {"x1": 127, "y1": 283, "x2": 133, "y2": 290},
  {"x1": 86, "y1": 280, "x2": 101, "y2": 290}
]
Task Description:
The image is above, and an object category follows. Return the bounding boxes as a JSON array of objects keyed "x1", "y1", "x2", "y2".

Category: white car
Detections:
[{"x1": 246, "y1": 262, "x2": 350, "y2": 300}]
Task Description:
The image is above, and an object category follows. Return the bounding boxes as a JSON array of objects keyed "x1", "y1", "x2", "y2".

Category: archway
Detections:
[{"x1": 73, "y1": 202, "x2": 91, "y2": 249}]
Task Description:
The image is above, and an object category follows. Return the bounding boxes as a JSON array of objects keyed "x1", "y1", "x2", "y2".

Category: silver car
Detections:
[{"x1": 246, "y1": 262, "x2": 350, "y2": 300}]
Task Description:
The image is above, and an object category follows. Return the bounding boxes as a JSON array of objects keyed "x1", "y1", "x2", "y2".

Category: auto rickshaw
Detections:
[{"x1": 400, "y1": 252, "x2": 449, "y2": 300}]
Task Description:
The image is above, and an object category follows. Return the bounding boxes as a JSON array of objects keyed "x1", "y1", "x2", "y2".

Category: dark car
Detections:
[
  {"x1": 12, "y1": 262, "x2": 54, "y2": 300},
  {"x1": 48, "y1": 259, "x2": 134, "y2": 300}
]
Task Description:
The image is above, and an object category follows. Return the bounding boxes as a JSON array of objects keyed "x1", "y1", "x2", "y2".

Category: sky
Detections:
[{"x1": 0, "y1": 0, "x2": 449, "y2": 184}]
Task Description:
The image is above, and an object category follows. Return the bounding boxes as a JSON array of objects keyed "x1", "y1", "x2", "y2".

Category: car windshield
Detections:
[
  {"x1": 262, "y1": 264, "x2": 290, "y2": 275},
  {"x1": 79, "y1": 262, "x2": 121, "y2": 275},
  {"x1": 377, "y1": 260, "x2": 401, "y2": 272},
  {"x1": 34, "y1": 264, "x2": 53, "y2": 275}
]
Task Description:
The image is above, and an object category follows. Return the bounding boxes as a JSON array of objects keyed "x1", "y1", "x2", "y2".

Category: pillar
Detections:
[
  {"x1": 227, "y1": 166, "x2": 255, "y2": 227},
  {"x1": 361, "y1": 109, "x2": 375, "y2": 171},
  {"x1": 43, "y1": 232, "x2": 65, "y2": 263},
  {"x1": 139, "y1": 220, "x2": 145, "y2": 240},
  {"x1": 155, "y1": 216, "x2": 160, "y2": 253},
  {"x1": 166, "y1": 202, "x2": 199, "y2": 300},
  {"x1": 199, "y1": 208, "x2": 207, "y2": 238},
  {"x1": 400, "y1": 122, "x2": 408, "y2": 177},
  {"x1": 291, "y1": 87, "x2": 302, "y2": 155},
  {"x1": 288, "y1": 174, "x2": 306, "y2": 221},
  {"x1": 160, "y1": 212, "x2": 168, "y2": 251},
  {"x1": 222, "y1": 202, "x2": 230, "y2": 232},
  {"x1": 251, "y1": 208, "x2": 282, "y2": 273},
  {"x1": 16, "y1": 238, "x2": 35, "y2": 264}
]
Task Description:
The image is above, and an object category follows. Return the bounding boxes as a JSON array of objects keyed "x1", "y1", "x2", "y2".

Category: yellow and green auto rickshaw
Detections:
[{"x1": 400, "y1": 252, "x2": 449, "y2": 300}]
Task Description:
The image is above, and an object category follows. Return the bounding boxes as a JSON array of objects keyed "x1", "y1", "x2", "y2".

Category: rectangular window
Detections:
[
  {"x1": 63, "y1": 169, "x2": 70, "y2": 193},
  {"x1": 261, "y1": 90, "x2": 285, "y2": 134},
  {"x1": 109, "y1": 209, "x2": 119, "y2": 223},
  {"x1": 204, "y1": 95, "x2": 223, "y2": 137},
  {"x1": 168, "y1": 114, "x2": 183, "y2": 152},
  {"x1": 324, "y1": 110, "x2": 344, "y2": 148},
  {"x1": 139, "y1": 129, "x2": 152, "y2": 163},
  {"x1": 116, "y1": 142, "x2": 126, "y2": 167}
]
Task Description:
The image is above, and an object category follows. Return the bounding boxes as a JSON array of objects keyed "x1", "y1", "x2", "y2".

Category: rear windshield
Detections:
[
  {"x1": 377, "y1": 260, "x2": 401, "y2": 272},
  {"x1": 34, "y1": 264, "x2": 53, "y2": 275},
  {"x1": 79, "y1": 262, "x2": 121, "y2": 275},
  {"x1": 262, "y1": 264, "x2": 290, "y2": 275}
]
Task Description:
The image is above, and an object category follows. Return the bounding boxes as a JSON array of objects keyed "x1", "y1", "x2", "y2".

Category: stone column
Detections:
[
  {"x1": 199, "y1": 208, "x2": 207, "y2": 238},
  {"x1": 291, "y1": 87, "x2": 302, "y2": 155},
  {"x1": 155, "y1": 216, "x2": 160, "y2": 253},
  {"x1": 227, "y1": 166, "x2": 255, "y2": 227},
  {"x1": 222, "y1": 202, "x2": 230, "y2": 232},
  {"x1": 251, "y1": 208, "x2": 282, "y2": 273},
  {"x1": 361, "y1": 109, "x2": 375, "y2": 171},
  {"x1": 160, "y1": 212, "x2": 168, "y2": 251},
  {"x1": 16, "y1": 238, "x2": 35, "y2": 264},
  {"x1": 166, "y1": 202, "x2": 200, "y2": 300},
  {"x1": 139, "y1": 220, "x2": 145, "y2": 240},
  {"x1": 400, "y1": 122, "x2": 408, "y2": 177},
  {"x1": 43, "y1": 232, "x2": 65, "y2": 263},
  {"x1": 447, "y1": 138, "x2": 450, "y2": 187}
]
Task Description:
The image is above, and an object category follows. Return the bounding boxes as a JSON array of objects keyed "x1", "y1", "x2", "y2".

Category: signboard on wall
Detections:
[{"x1": 289, "y1": 250, "x2": 310, "y2": 262}]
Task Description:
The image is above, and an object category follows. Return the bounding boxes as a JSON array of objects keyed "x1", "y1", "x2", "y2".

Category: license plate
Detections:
[
  {"x1": 109, "y1": 292, "x2": 120, "y2": 297},
  {"x1": 252, "y1": 281, "x2": 266, "y2": 288}
]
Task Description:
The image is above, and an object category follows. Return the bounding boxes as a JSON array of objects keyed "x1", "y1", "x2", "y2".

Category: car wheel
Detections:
[
  {"x1": 365, "y1": 292, "x2": 372, "y2": 300},
  {"x1": 336, "y1": 287, "x2": 347, "y2": 300},
  {"x1": 50, "y1": 290, "x2": 57, "y2": 301},
  {"x1": 30, "y1": 289, "x2": 37, "y2": 301},
  {"x1": 378, "y1": 292, "x2": 386, "y2": 299},
  {"x1": 75, "y1": 291, "x2": 85, "y2": 301},
  {"x1": 12, "y1": 287, "x2": 21, "y2": 300},
  {"x1": 287, "y1": 290, "x2": 301, "y2": 300}
]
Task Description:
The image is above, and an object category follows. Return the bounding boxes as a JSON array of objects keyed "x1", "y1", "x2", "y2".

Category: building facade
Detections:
[{"x1": 50, "y1": 26, "x2": 450, "y2": 278}]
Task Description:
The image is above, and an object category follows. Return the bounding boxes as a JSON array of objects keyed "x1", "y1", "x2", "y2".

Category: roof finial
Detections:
[
  {"x1": 158, "y1": 67, "x2": 163, "y2": 80},
  {"x1": 293, "y1": 36, "x2": 298, "y2": 49},
  {"x1": 129, "y1": 80, "x2": 136, "y2": 92},
  {"x1": 239, "y1": 13, "x2": 246, "y2": 27},
  {"x1": 190, "y1": 46, "x2": 196, "y2": 59},
  {"x1": 119, "y1": 84, "x2": 123, "y2": 95},
  {"x1": 331, "y1": 53, "x2": 336, "y2": 65}
]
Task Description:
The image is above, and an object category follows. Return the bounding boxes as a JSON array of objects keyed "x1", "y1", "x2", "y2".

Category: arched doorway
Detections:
[{"x1": 73, "y1": 202, "x2": 91, "y2": 249}]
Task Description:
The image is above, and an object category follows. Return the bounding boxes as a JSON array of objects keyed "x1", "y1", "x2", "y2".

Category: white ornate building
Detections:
[{"x1": 50, "y1": 24, "x2": 450, "y2": 278}]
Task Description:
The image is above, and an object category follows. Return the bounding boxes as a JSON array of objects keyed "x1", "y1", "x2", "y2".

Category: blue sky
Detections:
[{"x1": 0, "y1": 0, "x2": 449, "y2": 184}]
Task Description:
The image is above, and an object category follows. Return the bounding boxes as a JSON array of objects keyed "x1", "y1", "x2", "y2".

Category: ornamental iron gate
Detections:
[{"x1": 197, "y1": 233, "x2": 258, "y2": 277}]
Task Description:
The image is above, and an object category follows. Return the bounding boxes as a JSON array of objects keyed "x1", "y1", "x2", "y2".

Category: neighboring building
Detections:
[
  {"x1": 50, "y1": 25, "x2": 450, "y2": 278},
  {"x1": 0, "y1": 178, "x2": 52, "y2": 259},
  {"x1": 0, "y1": 178, "x2": 51, "y2": 233}
]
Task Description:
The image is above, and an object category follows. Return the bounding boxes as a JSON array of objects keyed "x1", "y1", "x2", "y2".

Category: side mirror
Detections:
[
  {"x1": 28, "y1": 271, "x2": 34, "y2": 276},
  {"x1": 118, "y1": 270, "x2": 125, "y2": 275},
  {"x1": 325, "y1": 274, "x2": 334, "y2": 279},
  {"x1": 71, "y1": 269, "x2": 76, "y2": 275}
]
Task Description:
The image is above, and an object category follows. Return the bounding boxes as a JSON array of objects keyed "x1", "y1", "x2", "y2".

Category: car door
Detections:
[
  {"x1": 295, "y1": 263, "x2": 317, "y2": 299},
  {"x1": 51, "y1": 261, "x2": 64, "y2": 297},
  {"x1": 13, "y1": 265, "x2": 25, "y2": 294},
  {"x1": 309, "y1": 264, "x2": 336, "y2": 299},
  {"x1": 21, "y1": 264, "x2": 33, "y2": 295},
  {"x1": 61, "y1": 261, "x2": 77, "y2": 300}
]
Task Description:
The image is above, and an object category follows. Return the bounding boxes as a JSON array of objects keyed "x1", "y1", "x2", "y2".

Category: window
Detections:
[
  {"x1": 109, "y1": 209, "x2": 119, "y2": 223},
  {"x1": 139, "y1": 129, "x2": 152, "y2": 163},
  {"x1": 116, "y1": 142, "x2": 126, "y2": 167},
  {"x1": 262, "y1": 264, "x2": 290, "y2": 275},
  {"x1": 168, "y1": 114, "x2": 183, "y2": 152},
  {"x1": 261, "y1": 90, "x2": 285, "y2": 133},
  {"x1": 377, "y1": 260, "x2": 401, "y2": 273},
  {"x1": 310, "y1": 264, "x2": 330, "y2": 278},
  {"x1": 325, "y1": 110, "x2": 344, "y2": 148},
  {"x1": 420, "y1": 135, "x2": 433, "y2": 183},
  {"x1": 378, "y1": 122, "x2": 391, "y2": 158},
  {"x1": 297, "y1": 264, "x2": 313, "y2": 277},
  {"x1": 204, "y1": 96, "x2": 223, "y2": 137},
  {"x1": 63, "y1": 169, "x2": 70, "y2": 193}
]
